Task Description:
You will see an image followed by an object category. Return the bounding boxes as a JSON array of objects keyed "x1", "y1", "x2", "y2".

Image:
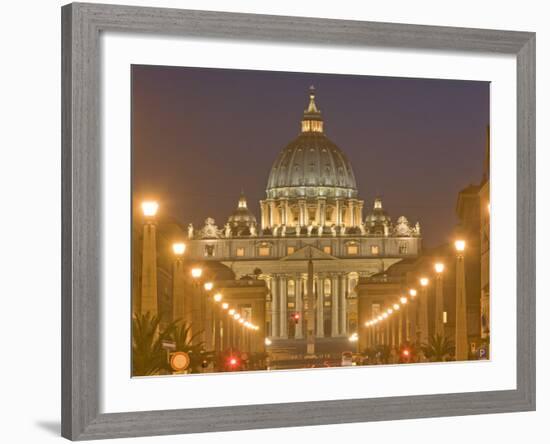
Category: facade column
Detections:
[
  {"x1": 419, "y1": 286, "x2": 429, "y2": 345},
  {"x1": 319, "y1": 197, "x2": 326, "y2": 227},
  {"x1": 339, "y1": 274, "x2": 347, "y2": 335},
  {"x1": 331, "y1": 274, "x2": 339, "y2": 337},
  {"x1": 397, "y1": 308, "x2": 403, "y2": 346},
  {"x1": 335, "y1": 199, "x2": 342, "y2": 226},
  {"x1": 268, "y1": 200, "x2": 276, "y2": 228},
  {"x1": 348, "y1": 200, "x2": 355, "y2": 226},
  {"x1": 260, "y1": 201, "x2": 269, "y2": 229},
  {"x1": 298, "y1": 199, "x2": 306, "y2": 226},
  {"x1": 284, "y1": 199, "x2": 290, "y2": 226},
  {"x1": 315, "y1": 199, "x2": 321, "y2": 226},
  {"x1": 356, "y1": 201, "x2": 363, "y2": 228},
  {"x1": 279, "y1": 275, "x2": 288, "y2": 338},
  {"x1": 141, "y1": 220, "x2": 158, "y2": 316},
  {"x1": 455, "y1": 248, "x2": 469, "y2": 360},
  {"x1": 270, "y1": 276, "x2": 279, "y2": 338},
  {"x1": 315, "y1": 275, "x2": 324, "y2": 337},
  {"x1": 295, "y1": 275, "x2": 304, "y2": 338}
]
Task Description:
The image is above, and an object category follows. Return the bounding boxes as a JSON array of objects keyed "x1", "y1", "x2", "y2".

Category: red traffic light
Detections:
[{"x1": 291, "y1": 313, "x2": 300, "y2": 324}]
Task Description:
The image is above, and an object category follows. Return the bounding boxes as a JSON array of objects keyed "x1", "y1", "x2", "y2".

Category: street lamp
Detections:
[
  {"x1": 434, "y1": 262, "x2": 445, "y2": 337},
  {"x1": 140, "y1": 201, "x2": 158, "y2": 317},
  {"x1": 141, "y1": 201, "x2": 158, "y2": 217},
  {"x1": 222, "y1": 302, "x2": 229, "y2": 310},
  {"x1": 455, "y1": 238, "x2": 468, "y2": 361},
  {"x1": 455, "y1": 240, "x2": 466, "y2": 252},
  {"x1": 399, "y1": 296, "x2": 408, "y2": 305},
  {"x1": 409, "y1": 288, "x2": 417, "y2": 298},
  {"x1": 204, "y1": 281, "x2": 214, "y2": 291},
  {"x1": 213, "y1": 292, "x2": 223, "y2": 302},
  {"x1": 172, "y1": 242, "x2": 186, "y2": 256},
  {"x1": 191, "y1": 267, "x2": 203, "y2": 279},
  {"x1": 172, "y1": 242, "x2": 187, "y2": 325},
  {"x1": 418, "y1": 277, "x2": 429, "y2": 346}
]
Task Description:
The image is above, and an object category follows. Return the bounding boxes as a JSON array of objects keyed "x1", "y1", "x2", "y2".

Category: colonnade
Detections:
[
  {"x1": 260, "y1": 198, "x2": 364, "y2": 230},
  {"x1": 269, "y1": 272, "x2": 350, "y2": 339}
]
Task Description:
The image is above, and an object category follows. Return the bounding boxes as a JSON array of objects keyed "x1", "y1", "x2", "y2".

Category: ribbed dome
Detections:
[{"x1": 266, "y1": 87, "x2": 357, "y2": 199}]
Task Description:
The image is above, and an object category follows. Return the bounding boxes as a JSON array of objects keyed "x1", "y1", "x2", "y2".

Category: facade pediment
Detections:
[{"x1": 281, "y1": 244, "x2": 337, "y2": 261}]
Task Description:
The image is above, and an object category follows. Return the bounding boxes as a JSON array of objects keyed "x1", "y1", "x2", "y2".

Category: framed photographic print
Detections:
[{"x1": 61, "y1": 2, "x2": 535, "y2": 440}]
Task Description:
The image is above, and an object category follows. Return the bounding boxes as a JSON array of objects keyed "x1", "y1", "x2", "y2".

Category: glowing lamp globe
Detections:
[{"x1": 141, "y1": 201, "x2": 158, "y2": 217}]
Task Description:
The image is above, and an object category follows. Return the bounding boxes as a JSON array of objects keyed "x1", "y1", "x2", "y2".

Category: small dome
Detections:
[
  {"x1": 227, "y1": 192, "x2": 257, "y2": 232},
  {"x1": 266, "y1": 87, "x2": 357, "y2": 199},
  {"x1": 365, "y1": 197, "x2": 391, "y2": 233}
]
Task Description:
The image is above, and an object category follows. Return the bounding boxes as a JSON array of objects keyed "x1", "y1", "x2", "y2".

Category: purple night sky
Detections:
[{"x1": 132, "y1": 65, "x2": 489, "y2": 248}]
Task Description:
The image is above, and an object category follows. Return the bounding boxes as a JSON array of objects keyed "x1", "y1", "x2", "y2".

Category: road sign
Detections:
[{"x1": 170, "y1": 351, "x2": 190, "y2": 371}]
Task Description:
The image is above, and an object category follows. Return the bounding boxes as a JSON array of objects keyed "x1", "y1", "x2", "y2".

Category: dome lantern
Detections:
[{"x1": 301, "y1": 86, "x2": 324, "y2": 133}]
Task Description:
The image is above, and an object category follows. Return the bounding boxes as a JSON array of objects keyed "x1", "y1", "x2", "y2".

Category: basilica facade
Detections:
[{"x1": 184, "y1": 88, "x2": 422, "y2": 344}]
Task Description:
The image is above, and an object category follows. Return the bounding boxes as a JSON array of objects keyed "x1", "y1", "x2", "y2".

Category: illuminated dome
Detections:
[
  {"x1": 266, "y1": 87, "x2": 357, "y2": 200},
  {"x1": 227, "y1": 192, "x2": 257, "y2": 232}
]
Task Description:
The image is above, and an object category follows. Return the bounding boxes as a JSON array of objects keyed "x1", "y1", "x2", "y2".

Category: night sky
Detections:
[{"x1": 132, "y1": 65, "x2": 489, "y2": 248}]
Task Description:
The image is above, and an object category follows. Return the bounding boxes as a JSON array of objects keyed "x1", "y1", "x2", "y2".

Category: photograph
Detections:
[{"x1": 131, "y1": 65, "x2": 490, "y2": 376}]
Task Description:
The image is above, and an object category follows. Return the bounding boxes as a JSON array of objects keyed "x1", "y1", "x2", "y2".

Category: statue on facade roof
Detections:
[
  {"x1": 224, "y1": 223, "x2": 232, "y2": 238},
  {"x1": 331, "y1": 224, "x2": 337, "y2": 237},
  {"x1": 250, "y1": 222, "x2": 257, "y2": 237},
  {"x1": 307, "y1": 223, "x2": 313, "y2": 237},
  {"x1": 281, "y1": 224, "x2": 287, "y2": 237},
  {"x1": 394, "y1": 216, "x2": 412, "y2": 237},
  {"x1": 187, "y1": 223, "x2": 194, "y2": 239},
  {"x1": 341, "y1": 223, "x2": 346, "y2": 235},
  {"x1": 318, "y1": 225, "x2": 323, "y2": 236},
  {"x1": 198, "y1": 217, "x2": 222, "y2": 239},
  {"x1": 273, "y1": 225, "x2": 279, "y2": 237}
]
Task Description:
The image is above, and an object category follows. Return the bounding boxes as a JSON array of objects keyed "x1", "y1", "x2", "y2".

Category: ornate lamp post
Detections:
[
  {"x1": 172, "y1": 242, "x2": 187, "y2": 324},
  {"x1": 418, "y1": 277, "x2": 429, "y2": 346},
  {"x1": 455, "y1": 239, "x2": 469, "y2": 361},
  {"x1": 408, "y1": 288, "x2": 417, "y2": 343},
  {"x1": 140, "y1": 201, "x2": 158, "y2": 316},
  {"x1": 190, "y1": 267, "x2": 203, "y2": 346},
  {"x1": 434, "y1": 263, "x2": 445, "y2": 337}
]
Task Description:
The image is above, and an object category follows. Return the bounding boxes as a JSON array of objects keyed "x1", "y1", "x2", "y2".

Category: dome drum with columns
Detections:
[{"x1": 184, "y1": 88, "x2": 422, "y2": 344}]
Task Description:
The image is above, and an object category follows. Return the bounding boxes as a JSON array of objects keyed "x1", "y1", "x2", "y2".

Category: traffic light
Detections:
[{"x1": 291, "y1": 312, "x2": 300, "y2": 324}]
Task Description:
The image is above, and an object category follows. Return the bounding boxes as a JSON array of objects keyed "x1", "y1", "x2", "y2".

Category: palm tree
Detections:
[
  {"x1": 132, "y1": 312, "x2": 177, "y2": 376},
  {"x1": 171, "y1": 321, "x2": 209, "y2": 373},
  {"x1": 421, "y1": 334, "x2": 454, "y2": 362}
]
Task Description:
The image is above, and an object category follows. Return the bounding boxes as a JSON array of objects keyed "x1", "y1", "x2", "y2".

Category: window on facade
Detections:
[
  {"x1": 236, "y1": 247, "x2": 245, "y2": 257},
  {"x1": 287, "y1": 246, "x2": 295, "y2": 255},
  {"x1": 288, "y1": 302, "x2": 295, "y2": 309},
  {"x1": 348, "y1": 278, "x2": 357, "y2": 295},
  {"x1": 258, "y1": 246, "x2": 270, "y2": 256},
  {"x1": 323, "y1": 246, "x2": 332, "y2": 255},
  {"x1": 347, "y1": 244, "x2": 358, "y2": 255},
  {"x1": 204, "y1": 245, "x2": 215, "y2": 257},
  {"x1": 324, "y1": 279, "x2": 331, "y2": 296},
  {"x1": 324, "y1": 301, "x2": 332, "y2": 307},
  {"x1": 372, "y1": 303, "x2": 381, "y2": 317},
  {"x1": 371, "y1": 245, "x2": 379, "y2": 255},
  {"x1": 399, "y1": 244, "x2": 408, "y2": 254},
  {"x1": 287, "y1": 280, "x2": 296, "y2": 297}
]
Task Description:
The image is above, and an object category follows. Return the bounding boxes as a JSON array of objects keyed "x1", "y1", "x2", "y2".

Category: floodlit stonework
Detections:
[{"x1": 184, "y1": 88, "x2": 422, "y2": 348}]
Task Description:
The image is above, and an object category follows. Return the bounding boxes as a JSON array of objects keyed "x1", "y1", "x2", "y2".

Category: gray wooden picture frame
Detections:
[{"x1": 61, "y1": 2, "x2": 536, "y2": 440}]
